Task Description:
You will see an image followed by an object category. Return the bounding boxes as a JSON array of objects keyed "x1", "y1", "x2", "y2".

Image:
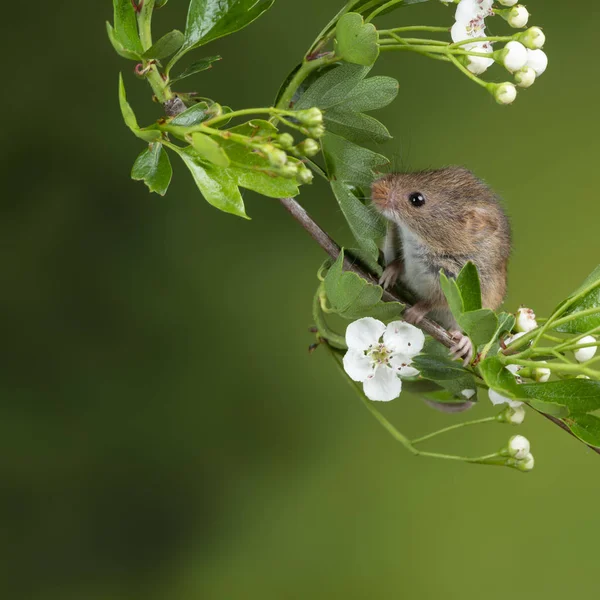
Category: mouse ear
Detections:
[{"x1": 464, "y1": 206, "x2": 499, "y2": 238}]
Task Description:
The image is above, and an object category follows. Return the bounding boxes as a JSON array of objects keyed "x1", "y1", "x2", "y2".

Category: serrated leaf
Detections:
[
  {"x1": 458, "y1": 309, "x2": 498, "y2": 346},
  {"x1": 112, "y1": 0, "x2": 143, "y2": 54},
  {"x1": 142, "y1": 30, "x2": 185, "y2": 59},
  {"x1": 118, "y1": 74, "x2": 161, "y2": 142},
  {"x1": 180, "y1": 0, "x2": 275, "y2": 57},
  {"x1": 553, "y1": 265, "x2": 600, "y2": 334},
  {"x1": 171, "y1": 146, "x2": 248, "y2": 219},
  {"x1": 324, "y1": 250, "x2": 404, "y2": 321},
  {"x1": 527, "y1": 399, "x2": 570, "y2": 419},
  {"x1": 171, "y1": 56, "x2": 222, "y2": 84},
  {"x1": 564, "y1": 414, "x2": 600, "y2": 448},
  {"x1": 478, "y1": 356, "x2": 521, "y2": 398},
  {"x1": 457, "y1": 262, "x2": 482, "y2": 312},
  {"x1": 520, "y1": 379, "x2": 600, "y2": 414},
  {"x1": 340, "y1": 76, "x2": 399, "y2": 113},
  {"x1": 106, "y1": 22, "x2": 141, "y2": 60},
  {"x1": 325, "y1": 109, "x2": 391, "y2": 144},
  {"x1": 335, "y1": 13, "x2": 379, "y2": 66},
  {"x1": 131, "y1": 143, "x2": 172, "y2": 196},
  {"x1": 190, "y1": 133, "x2": 231, "y2": 167}
]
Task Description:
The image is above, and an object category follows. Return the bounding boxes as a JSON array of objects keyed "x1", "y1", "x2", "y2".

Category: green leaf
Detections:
[
  {"x1": 180, "y1": 0, "x2": 275, "y2": 56},
  {"x1": 112, "y1": 0, "x2": 143, "y2": 54},
  {"x1": 142, "y1": 30, "x2": 185, "y2": 59},
  {"x1": 171, "y1": 102, "x2": 211, "y2": 127},
  {"x1": 171, "y1": 56, "x2": 222, "y2": 84},
  {"x1": 106, "y1": 22, "x2": 141, "y2": 60},
  {"x1": 190, "y1": 133, "x2": 231, "y2": 167},
  {"x1": 339, "y1": 76, "x2": 400, "y2": 113},
  {"x1": 324, "y1": 250, "x2": 404, "y2": 321},
  {"x1": 335, "y1": 13, "x2": 379, "y2": 66},
  {"x1": 171, "y1": 146, "x2": 249, "y2": 219},
  {"x1": 324, "y1": 109, "x2": 391, "y2": 144},
  {"x1": 456, "y1": 262, "x2": 482, "y2": 312},
  {"x1": 520, "y1": 380, "x2": 600, "y2": 414},
  {"x1": 458, "y1": 309, "x2": 498, "y2": 346},
  {"x1": 118, "y1": 74, "x2": 161, "y2": 142},
  {"x1": 131, "y1": 143, "x2": 173, "y2": 196},
  {"x1": 439, "y1": 271, "x2": 463, "y2": 321},
  {"x1": 527, "y1": 399, "x2": 570, "y2": 419},
  {"x1": 413, "y1": 339, "x2": 478, "y2": 397},
  {"x1": 554, "y1": 265, "x2": 600, "y2": 334},
  {"x1": 564, "y1": 414, "x2": 600, "y2": 448},
  {"x1": 478, "y1": 356, "x2": 521, "y2": 398}
]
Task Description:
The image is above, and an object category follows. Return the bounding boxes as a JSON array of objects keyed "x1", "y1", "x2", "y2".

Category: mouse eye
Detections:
[{"x1": 409, "y1": 192, "x2": 426, "y2": 207}]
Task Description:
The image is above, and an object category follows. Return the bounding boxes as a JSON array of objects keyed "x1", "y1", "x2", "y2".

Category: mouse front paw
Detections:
[
  {"x1": 379, "y1": 259, "x2": 404, "y2": 290},
  {"x1": 449, "y1": 330, "x2": 474, "y2": 366}
]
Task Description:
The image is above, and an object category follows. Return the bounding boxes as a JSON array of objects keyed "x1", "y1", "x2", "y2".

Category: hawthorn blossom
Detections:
[
  {"x1": 515, "y1": 306, "x2": 538, "y2": 332},
  {"x1": 451, "y1": 0, "x2": 495, "y2": 75},
  {"x1": 343, "y1": 318, "x2": 425, "y2": 402}
]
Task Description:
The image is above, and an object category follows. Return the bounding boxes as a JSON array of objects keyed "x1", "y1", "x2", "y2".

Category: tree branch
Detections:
[{"x1": 279, "y1": 197, "x2": 455, "y2": 348}]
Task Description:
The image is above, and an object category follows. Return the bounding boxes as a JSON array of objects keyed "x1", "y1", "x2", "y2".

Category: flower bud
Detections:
[
  {"x1": 499, "y1": 41, "x2": 528, "y2": 73},
  {"x1": 516, "y1": 452, "x2": 535, "y2": 472},
  {"x1": 574, "y1": 335, "x2": 598, "y2": 363},
  {"x1": 296, "y1": 107, "x2": 323, "y2": 127},
  {"x1": 498, "y1": 0, "x2": 518, "y2": 5},
  {"x1": 504, "y1": 331, "x2": 527, "y2": 346},
  {"x1": 508, "y1": 434, "x2": 530, "y2": 459},
  {"x1": 297, "y1": 138, "x2": 320, "y2": 157},
  {"x1": 517, "y1": 26, "x2": 545, "y2": 50},
  {"x1": 307, "y1": 124, "x2": 326, "y2": 138},
  {"x1": 534, "y1": 361, "x2": 551, "y2": 383},
  {"x1": 489, "y1": 388, "x2": 523, "y2": 408},
  {"x1": 515, "y1": 307, "x2": 537, "y2": 333},
  {"x1": 278, "y1": 133, "x2": 294, "y2": 149},
  {"x1": 280, "y1": 162, "x2": 299, "y2": 178},
  {"x1": 515, "y1": 66, "x2": 536, "y2": 88},
  {"x1": 296, "y1": 165, "x2": 314, "y2": 185},
  {"x1": 526, "y1": 49, "x2": 548, "y2": 76},
  {"x1": 493, "y1": 82, "x2": 517, "y2": 105},
  {"x1": 507, "y1": 5, "x2": 529, "y2": 28},
  {"x1": 498, "y1": 405, "x2": 526, "y2": 425},
  {"x1": 262, "y1": 144, "x2": 288, "y2": 168}
]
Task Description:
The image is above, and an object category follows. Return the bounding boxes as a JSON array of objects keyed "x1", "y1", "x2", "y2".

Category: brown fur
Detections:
[{"x1": 372, "y1": 167, "x2": 511, "y2": 313}]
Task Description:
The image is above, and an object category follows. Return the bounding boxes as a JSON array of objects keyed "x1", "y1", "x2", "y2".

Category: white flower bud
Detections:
[
  {"x1": 493, "y1": 82, "x2": 517, "y2": 105},
  {"x1": 526, "y1": 49, "x2": 548, "y2": 76},
  {"x1": 498, "y1": 0, "x2": 518, "y2": 5},
  {"x1": 508, "y1": 434, "x2": 530, "y2": 459},
  {"x1": 518, "y1": 27, "x2": 546, "y2": 50},
  {"x1": 461, "y1": 389, "x2": 477, "y2": 400},
  {"x1": 574, "y1": 336, "x2": 598, "y2": 363},
  {"x1": 534, "y1": 361, "x2": 551, "y2": 383},
  {"x1": 507, "y1": 5, "x2": 529, "y2": 28},
  {"x1": 500, "y1": 41, "x2": 528, "y2": 73},
  {"x1": 515, "y1": 66, "x2": 536, "y2": 88},
  {"x1": 507, "y1": 405, "x2": 526, "y2": 425},
  {"x1": 515, "y1": 307, "x2": 538, "y2": 333},
  {"x1": 517, "y1": 452, "x2": 535, "y2": 472}
]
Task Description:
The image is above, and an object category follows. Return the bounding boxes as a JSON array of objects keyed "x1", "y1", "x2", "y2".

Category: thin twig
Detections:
[{"x1": 279, "y1": 197, "x2": 455, "y2": 348}]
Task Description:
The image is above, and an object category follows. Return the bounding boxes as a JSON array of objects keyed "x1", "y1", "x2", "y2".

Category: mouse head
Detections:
[{"x1": 371, "y1": 167, "x2": 503, "y2": 253}]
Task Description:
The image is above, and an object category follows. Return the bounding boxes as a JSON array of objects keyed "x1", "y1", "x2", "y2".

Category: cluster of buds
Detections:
[
  {"x1": 446, "y1": 0, "x2": 548, "y2": 105},
  {"x1": 502, "y1": 435, "x2": 535, "y2": 472},
  {"x1": 261, "y1": 143, "x2": 314, "y2": 184},
  {"x1": 294, "y1": 108, "x2": 326, "y2": 138}
]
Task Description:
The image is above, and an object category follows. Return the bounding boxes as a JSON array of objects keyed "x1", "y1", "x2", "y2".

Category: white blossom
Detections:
[
  {"x1": 515, "y1": 307, "x2": 538, "y2": 332},
  {"x1": 574, "y1": 335, "x2": 598, "y2": 363},
  {"x1": 494, "y1": 82, "x2": 517, "y2": 105},
  {"x1": 515, "y1": 66, "x2": 536, "y2": 88},
  {"x1": 517, "y1": 452, "x2": 535, "y2": 471},
  {"x1": 498, "y1": 0, "x2": 518, "y2": 5},
  {"x1": 508, "y1": 434, "x2": 530, "y2": 459},
  {"x1": 501, "y1": 41, "x2": 528, "y2": 73},
  {"x1": 526, "y1": 49, "x2": 548, "y2": 76},
  {"x1": 451, "y1": 0, "x2": 495, "y2": 75},
  {"x1": 507, "y1": 5, "x2": 529, "y2": 28},
  {"x1": 489, "y1": 388, "x2": 523, "y2": 408},
  {"x1": 343, "y1": 318, "x2": 425, "y2": 402}
]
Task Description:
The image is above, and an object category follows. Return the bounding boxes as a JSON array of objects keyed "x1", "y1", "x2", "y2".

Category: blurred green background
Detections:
[{"x1": 2, "y1": 1, "x2": 600, "y2": 599}]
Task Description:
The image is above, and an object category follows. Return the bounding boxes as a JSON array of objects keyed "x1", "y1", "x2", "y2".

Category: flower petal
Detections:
[
  {"x1": 345, "y1": 317, "x2": 385, "y2": 352},
  {"x1": 363, "y1": 366, "x2": 402, "y2": 402},
  {"x1": 343, "y1": 350, "x2": 374, "y2": 382},
  {"x1": 390, "y1": 354, "x2": 420, "y2": 378},
  {"x1": 383, "y1": 321, "x2": 425, "y2": 356}
]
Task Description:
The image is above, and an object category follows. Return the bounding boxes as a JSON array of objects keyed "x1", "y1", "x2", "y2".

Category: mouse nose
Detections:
[{"x1": 371, "y1": 177, "x2": 393, "y2": 209}]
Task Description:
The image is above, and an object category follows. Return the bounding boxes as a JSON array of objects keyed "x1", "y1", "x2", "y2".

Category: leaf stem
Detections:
[
  {"x1": 411, "y1": 416, "x2": 497, "y2": 444},
  {"x1": 313, "y1": 286, "x2": 348, "y2": 349}
]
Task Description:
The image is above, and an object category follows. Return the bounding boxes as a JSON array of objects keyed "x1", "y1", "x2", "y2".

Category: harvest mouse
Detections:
[{"x1": 371, "y1": 167, "x2": 511, "y2": 365}]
